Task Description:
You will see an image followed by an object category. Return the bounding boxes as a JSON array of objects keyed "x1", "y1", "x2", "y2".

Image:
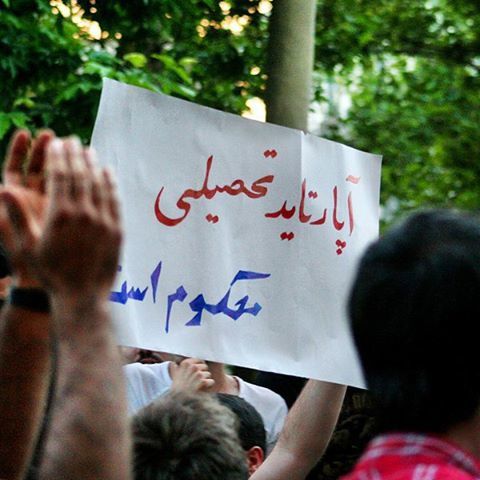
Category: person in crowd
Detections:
[
  {"x1": 124, "y1": 355, "x2": 288, "y2": 453},
  {"x1": 0, "y1": 129, "x2": 55, "y2": 480},
  {"x1": 217, "y1": 393, "x2": 267, "y2": 476},
  {"x1": 38, "y1": 136, "x2": 130, "y2": 480},
  {"x1": 132, "y1": 390, "x2": 248, "y2": 480},
  {"x1": 252, "y1": 380, "x2": 346, "y2": 480},
  {"x1": 342, "y1": 210, "x2": 480, "y2": 479},
  {"x1": 136, "y1": 356, "x2": 266, "y2": 476},
  {"x1": 0, "y1": 130, "x2": 131, "y2": 480}
]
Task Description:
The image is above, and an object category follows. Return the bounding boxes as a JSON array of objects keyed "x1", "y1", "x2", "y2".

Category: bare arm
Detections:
[
  {"x1": 252, "y1": 380, "x2": 346, "y2": 480},
  {"x1": 0, "y1": 130, "x2": 53, "y2": 480},
  {"x1": 15, "y1": 138, "x2": 131, "y2": 480},
  {"x1": 43, "y1": 297, "x2": 129, "y2": 479},
  {"x1": 0, "y1": 305, "x2": 50, "y2": 480}
]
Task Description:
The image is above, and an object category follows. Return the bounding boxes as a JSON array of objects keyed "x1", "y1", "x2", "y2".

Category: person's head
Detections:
[
  {"x1": 132, "y1": 391, "x2": 248, "y2": 480},
  {"x1": 217, "y1": 393, "x2": 266, "y2": 476},
  {"x1": 349, "y1": 209, "x2": 480, "y2": 434}
]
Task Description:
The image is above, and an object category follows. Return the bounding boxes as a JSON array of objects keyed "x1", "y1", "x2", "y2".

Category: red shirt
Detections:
[{"x1": 342, "y1": 433, "x2": 480, "y2": 480}]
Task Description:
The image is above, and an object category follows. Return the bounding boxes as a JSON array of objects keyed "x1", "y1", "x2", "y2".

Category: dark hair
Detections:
[
  {"x1": 349, "y1": 209, "x2": 480, "y2": 433},
  {"x1": 132, "y1": 391, "x2": 248, "y2": 480},
  {"x1": 216, "y1": 393, "x2": 266, "y2": 454}
]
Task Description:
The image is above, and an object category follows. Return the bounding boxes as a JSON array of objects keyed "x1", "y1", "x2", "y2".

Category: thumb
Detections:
[
  {"x1": 0, "y1": 201, "x2": 16, "y2": 255},
  {"x1": 169, "y1": 362, "x2": 179, "y2": 379},
  {"x1": 0, "y1": 189, "x2": 36, "y2": 248}
]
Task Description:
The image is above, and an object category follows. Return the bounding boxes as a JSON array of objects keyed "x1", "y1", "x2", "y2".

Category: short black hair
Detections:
[
  {"x1": 216, "y1": 393, "x2": 266, "y2": 454},
  {"x1": 349, "y1": 209, "x2": 480, "y2": 433}
]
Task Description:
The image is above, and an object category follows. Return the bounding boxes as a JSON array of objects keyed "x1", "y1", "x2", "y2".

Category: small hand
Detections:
[{"x1": 170, "y1": 358, "x2": 215, "y2": 393}]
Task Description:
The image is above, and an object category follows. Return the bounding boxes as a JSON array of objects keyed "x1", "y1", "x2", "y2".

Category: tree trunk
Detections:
[{"x1": 265, "y1": 0, "x2": 317, "y2": 131}]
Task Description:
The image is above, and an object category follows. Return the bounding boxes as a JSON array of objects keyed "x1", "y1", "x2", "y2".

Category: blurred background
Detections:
[{"x1": 1, "y1": 0, "x2": 479, "y2": 224}]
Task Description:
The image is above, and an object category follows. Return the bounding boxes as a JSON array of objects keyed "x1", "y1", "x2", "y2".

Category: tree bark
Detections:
[{"x1": 265, "y1": 0, "x2": 317, "y2": 131}]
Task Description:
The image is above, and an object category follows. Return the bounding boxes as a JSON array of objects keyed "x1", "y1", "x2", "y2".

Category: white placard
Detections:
[{"x1": 92, "y1": 79, "x2": 382, "y2": 387}]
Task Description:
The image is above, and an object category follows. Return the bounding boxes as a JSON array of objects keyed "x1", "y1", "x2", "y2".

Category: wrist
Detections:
[
  {"x1": 47, "y1": 282, "x2": 111, "y2": 307},
  {"x1": 50, "y1": 291, "x2": 109, "y2": 309},
  {"x1": 49, "y1": 292, "x2": 111, "y2": 325}
]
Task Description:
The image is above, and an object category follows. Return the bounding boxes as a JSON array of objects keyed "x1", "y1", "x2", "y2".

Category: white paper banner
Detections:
[{"x1": 92, "y1": 79, "x2": 382, "y2": 387}]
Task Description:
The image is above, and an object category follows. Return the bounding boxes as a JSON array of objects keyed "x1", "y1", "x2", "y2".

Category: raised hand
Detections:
[
  {"x1": 37, "y1": 137, "x2": 122, "y2": 301},
  {"x1": 0, "y1": 129, "x2": 54, "y2": 480},
  {"x1": 0, "y1": 129, "x2": 53, "y2": 287}
]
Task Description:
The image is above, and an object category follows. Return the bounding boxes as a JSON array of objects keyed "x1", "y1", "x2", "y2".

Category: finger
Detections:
[
  {"x1": 74, "y1": 147, "x2": 91, "y2": 205},
  {"x1": 83, "y1": 146, "x2": 96, "y2": 171},
  {"x1": 194, "y1": 363, "x2": 209, "y2": 372},
  {"x1": 102, "y1": 167, "x2": 121, "y2": 223},
  {"x1": 28, "y1": 129, "x2": 55, "y2": 175},
  {"x1": 89, "y1": 161, "x2": 104, "y2": 210},
  {"x1": 27, "y1": 130, "x2": 55, "y2": 193},
  {"x1": 200, "y1": 379, "x2": 215, "y2": 390},
  {"x1": 46, "y1": 139, "x2": 69, "y2": 206},
  {"x1": 187, "y1": 357, "x2": 202, "y2": 364},
  {"x1": 46, "y1": 138, "x2": 64, "y2": 173},
  {"x1": 63, "y1": 137, "x2": 84, "y2": 200},
  {"x1": 82, "y1": 147, "x2": 98, "y2": 207},
  {"x1": 0, "y1": 189, "x2": 36, "y2": 247},
  {"x1": 4, "y1": 130, "x2": 31, "y2": 185},
  {"x1": 169, "y1": 362, "x2": 179, "y2": 375},
  {"x1": 0, "y1": 201, "x2": 16, "y2": 254},
  {"x1": 181, "y1": 357, "x2": 197, "y2": 366}
]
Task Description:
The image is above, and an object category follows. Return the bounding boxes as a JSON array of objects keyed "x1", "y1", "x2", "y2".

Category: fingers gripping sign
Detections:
[
  {"x1": 37, "y1": 138, "x2": 123, "y2": 300},
  {"x1": 170, "y1": 358, "x2": 215, "y2": 393}
]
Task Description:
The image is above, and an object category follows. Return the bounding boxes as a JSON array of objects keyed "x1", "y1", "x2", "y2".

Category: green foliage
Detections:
[
  {"x1": 77, "y1": 0, "x2": 269, "y2": 112},
  {"x1": 314, "y1": 0, "x2": 480, "y2": 223},
  {"x1": 0, "y1": 0, "x2": 268, "y2": 153},
  {"x1": 344, "y1": 58, "x2": 480, "y2": 216},
  {"x1": 1, "y1": 0, "x2": 479, "y2": 222}
]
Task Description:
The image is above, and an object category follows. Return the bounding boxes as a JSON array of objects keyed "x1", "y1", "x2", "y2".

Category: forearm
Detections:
[
  {"x1": 0, "y1": 305, "x2": 51, "y2": 480},
  {"x1": 40, "y1": 298, "x2": 131, "y2": 480},
  {"x1": 252, "y1": 380, "x2": 346, "y2": 480}
]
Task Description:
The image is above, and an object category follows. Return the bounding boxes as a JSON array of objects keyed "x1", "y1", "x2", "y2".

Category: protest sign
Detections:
[{"x1": 92, "y1": 78, "x2": 381, "y2": 387}]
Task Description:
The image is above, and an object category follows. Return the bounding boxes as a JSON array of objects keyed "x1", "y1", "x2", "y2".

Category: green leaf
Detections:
[
  {"x1": 170, "y1": 83, "x2": 197, "y2": 99},
  {"x1": 123, "y1": 53, "x2": 148, "y2": 69},
  {"x1": 83, "y1": 61, "x2": 115, "y2": 78},
  {"x1": 0, "y1": 113, "x2": 11, "y2": 140},
  {"x1": 151, "y1": 54, "x2": 193, "y2": 84},
  {"x1": 13, "y1": 97, "x2": 35, "y2": 109},
  {"x1": 10, "y1": 111, "x2": 28, "y2": 128}
]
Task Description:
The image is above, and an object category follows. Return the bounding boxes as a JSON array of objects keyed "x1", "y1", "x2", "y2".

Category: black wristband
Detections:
[{"x1": 9, "y1": 287, "x2": 50, "y2": 313}]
